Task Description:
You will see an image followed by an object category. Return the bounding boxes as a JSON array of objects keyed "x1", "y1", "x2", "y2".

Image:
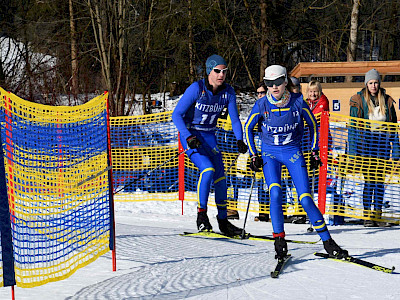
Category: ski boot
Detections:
[
  {"x1": 363, "y1": 210, "x2": 377, "y2": 227},
  {"x1": 197, "y1": 211, "x2": 213, "y2": 232},
  {"x1": 274, "y1": 236, "x2": 288, "y2": 259},
  {"x1": 217, "y1": 217, "x2": 244, "y2": 237},
  {"x1": 323, "y1": 238, "x2": 348, "y2": 259},
  {"x1": 363, "y1": 219, "x2": 377, "y2": 227},
  {"x1": 375, "y1": 210, "x2": 392, "y2": 228}
]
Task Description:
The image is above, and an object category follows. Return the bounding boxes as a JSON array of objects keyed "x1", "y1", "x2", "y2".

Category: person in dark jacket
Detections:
[{"x1": 349, "y1": 68, "x2": 399, "y2": 227}]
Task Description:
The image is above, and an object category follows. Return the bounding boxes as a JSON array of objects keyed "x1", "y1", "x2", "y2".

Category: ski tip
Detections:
[
  {"x1": 181, "y1": 230, "x2": 215, "y2": 236},
  {"x1": 270, "y1": 254, "x2": 291, "y2": 278},
  {"x1": 314, "y1": 252, "x2": 330, "y2": 258},
  {"x1": 315, "y1": 252, "x2": 396, "y2": 274}
]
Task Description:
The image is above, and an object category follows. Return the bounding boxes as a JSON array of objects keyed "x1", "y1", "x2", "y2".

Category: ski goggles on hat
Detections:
[
  {"x1": 213, "y1": 68, "x2": 228, "y2": 74},
  {"x1": 264, "y1": 76, "x2": 286, "y2": 87}
]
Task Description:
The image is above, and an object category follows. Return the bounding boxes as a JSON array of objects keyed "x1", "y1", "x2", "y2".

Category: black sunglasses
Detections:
[
  {"x1": 256, "y1": 91, "x2": 266, "y2": 95},
  {"x1": 213, "y1": 68, "x2": 228, "y2": 74},
  {"x1": 264, "y1": 76, "x2": 286, "y2": 87}
]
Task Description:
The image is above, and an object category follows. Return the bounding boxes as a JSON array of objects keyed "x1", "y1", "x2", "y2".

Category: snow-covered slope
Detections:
[{"x1": 1, "y1": 200, "x2": 399, "y2": 300}]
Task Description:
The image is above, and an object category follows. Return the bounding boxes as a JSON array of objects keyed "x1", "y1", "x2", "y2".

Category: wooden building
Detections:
[{"x1": 290, "y1": 61, "x2": 400, "y2": 117}]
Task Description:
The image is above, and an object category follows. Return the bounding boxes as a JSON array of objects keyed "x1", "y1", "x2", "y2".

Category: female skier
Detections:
[{"x1": 244, "y1": 65, "x2": 348, "y2": 259}]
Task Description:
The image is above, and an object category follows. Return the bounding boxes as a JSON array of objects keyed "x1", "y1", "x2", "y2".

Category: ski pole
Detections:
[
  {"x1": 226, "y1": 153, "x2": 240, "y2": 174},
  {"x1": 307, "y1": 169, "x2": 316, "y2": 233},
  {"x1": 241, "y1": 172, "x2": 256, "y2": 239},
  {"x1": 75, "y1": 165, "x2": 113, "y2": 188},
  {"x1": 113, "y1": 148, "x2": 188, "y2": 195}
]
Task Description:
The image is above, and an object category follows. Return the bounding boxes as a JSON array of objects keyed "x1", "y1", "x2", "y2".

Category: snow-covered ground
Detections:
[{"x1": 1, "y1": 200, "x2": 399, "y2": 300}]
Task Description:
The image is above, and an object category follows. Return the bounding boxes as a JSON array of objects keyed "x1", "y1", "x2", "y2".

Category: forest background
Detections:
[{"x1": 1, "y1": 0, "x2": 400, "y2": 116}]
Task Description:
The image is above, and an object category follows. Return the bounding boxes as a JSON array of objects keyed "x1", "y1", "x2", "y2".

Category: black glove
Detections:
[
  {"x1": 249, "y1": 154, "x2": 263, "y2": 172},
  {"x1": 236, "y1": 140, "x2": 248, "y2": 154},
  {"x1": 186, "y1": 135, "x2": 201, "y2": 149},
  {"x1": 309, "y1": 150, "x2": 322, "y2": 170}
]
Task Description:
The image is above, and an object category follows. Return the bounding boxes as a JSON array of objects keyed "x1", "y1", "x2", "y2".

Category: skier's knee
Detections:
[
  {"x1": 299, "y1": 193, "x2": 315, "y2": 210},
  {"x1": 199, "y1": 167, "x2": 215, "y2": 184},
  {"x1": 214, "y1": 176, "x2": 226, "y2": 187},
  {"x1": 269, "y1": 184, "x2": 282, "y2": 201}
]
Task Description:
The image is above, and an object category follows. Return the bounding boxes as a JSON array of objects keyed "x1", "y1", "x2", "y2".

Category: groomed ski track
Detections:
[{"x1": 1, "y1": 201, "x2": 399, "y2": 300}]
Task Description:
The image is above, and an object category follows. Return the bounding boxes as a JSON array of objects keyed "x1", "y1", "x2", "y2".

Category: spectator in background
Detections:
[
  {"x1": 290, "y1": 77, "x2": 301, "y2": 94},
  {"x1": 305, "y1": 79, "x2": 330, "y2": 178},
  {"x1": 255, "y1": 81, "x2": 267, "y2": 99},
  {"x1": 306, "y1": 80, "x2": 329, "y2": 114},
  {"x1": 254, "y1": 82, "x2": 269, "y2": 222},
  {"x1": 305, "y1": 80, "x2": 340, "y2": 223},
  {"x1": 172, "y1": 54, "x2": 248, "y2": 236},
  {"x1": 349, "y1": 68, "x2": 399, "y2": 227}
]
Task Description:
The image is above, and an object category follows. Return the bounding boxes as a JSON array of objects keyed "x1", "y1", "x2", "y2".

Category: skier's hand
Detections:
[
  {"x1": 309, "y1": 150, "x2": 322, "y2": 170},
  {"x1": 186, "y1": 135, "x2": 201, "y2": 149},
  {"x1": 236, "y1": 140, "x2": 248, "y2": 154},
  {"x1": 249, "y1": 155, "x2": 263, "y2": 172}
]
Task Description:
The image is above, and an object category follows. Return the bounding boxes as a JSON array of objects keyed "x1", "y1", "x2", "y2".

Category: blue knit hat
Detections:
[{"x1": 206, "y1": 54, "x2": 227, "y2": 75}]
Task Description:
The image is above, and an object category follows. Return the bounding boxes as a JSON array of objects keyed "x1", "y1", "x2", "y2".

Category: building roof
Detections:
[{"x1": 290, "y1": 61, "x2": 400, "y2": 78}]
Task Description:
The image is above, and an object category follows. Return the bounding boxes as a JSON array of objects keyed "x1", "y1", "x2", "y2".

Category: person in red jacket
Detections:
[
  {"x1": 305, "y1": 79, "x2": 339, "y2": 222},
  {"x1": 306, "y1": 80, "x2": 329, "y2": 114}
]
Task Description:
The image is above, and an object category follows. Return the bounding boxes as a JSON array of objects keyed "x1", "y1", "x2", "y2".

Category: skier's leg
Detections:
[
  {"x1": 261, "y1": 155, "x2": 284, "y2": 234},
  {"x1": 180, "y1": 133, "x2": 216, "y2": 231},
  {"x1": 212, "y1": 151, "x2": 228, "y2": 219},
  {"x1": 285, "y1": 152, "x2": 348, "y2": 258},
  {"x1": 285, "y1": 154, "x2": 331, "y2": 241}
]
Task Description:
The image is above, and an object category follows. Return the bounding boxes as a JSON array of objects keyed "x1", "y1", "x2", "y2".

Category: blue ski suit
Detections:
[
  {"x1": 244, "y1": 92, "x2": 331, "y2": 241},
  {"x1": 172, "y1": 79, "x2": 243, "y2": 218}
]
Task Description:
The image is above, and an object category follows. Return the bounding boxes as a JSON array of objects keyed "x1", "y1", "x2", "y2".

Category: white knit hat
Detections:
[{"x1": 264, "y1": 65, "x2": 287, "y2": 81}]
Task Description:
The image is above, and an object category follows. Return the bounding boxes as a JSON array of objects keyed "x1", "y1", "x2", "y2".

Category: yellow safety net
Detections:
[
  {"x1": 110, "y1": 112, "x2": 180, "y2": 202},
  {"x1": 327, "y1": 112, "x2": 400, "y2": 224},
  {"x1": 0, "y1": 88, "x2": 111, "y2": 288},
  {"x1": 110, "y1": 110, "x2": 400, "y2": 225}
]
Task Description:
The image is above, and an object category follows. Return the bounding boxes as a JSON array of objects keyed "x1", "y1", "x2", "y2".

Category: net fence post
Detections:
[
  {"x1": 318, "y1": 111, "x2": 330, "y2": 214},
  {"x1": 0, "y1": 119, "x2": 16, "y2": 289},
  {"x1": 178, "y1": 135, "x2": 186, "y2": 215},
  {"x1": 106, "y1": 92, "x2": 117, "y2": 272}
]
